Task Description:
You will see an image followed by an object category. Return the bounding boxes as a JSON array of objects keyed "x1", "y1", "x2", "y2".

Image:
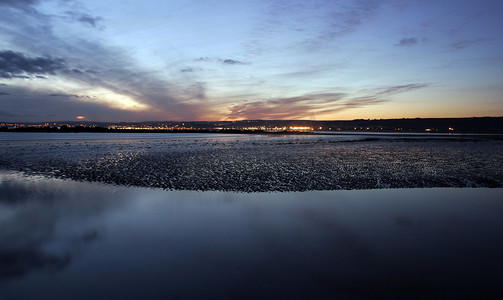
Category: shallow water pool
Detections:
[{"x1": 1, "y1": 171, "x2": 502, "y2": 299}]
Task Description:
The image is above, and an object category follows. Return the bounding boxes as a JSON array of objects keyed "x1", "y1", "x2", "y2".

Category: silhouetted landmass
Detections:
[{"x1": 1, "y1": 117, "x2": 503, "y2": 133}]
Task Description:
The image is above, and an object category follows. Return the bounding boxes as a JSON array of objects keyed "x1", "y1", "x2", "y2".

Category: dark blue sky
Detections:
[{"x1": 1, "y1": 0, "x2": 502, "y2": 121}]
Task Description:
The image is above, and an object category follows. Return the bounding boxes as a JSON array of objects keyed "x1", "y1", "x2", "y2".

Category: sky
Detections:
[{"x1": 0, "y1": 0, "x2": 502, "y2": 122}]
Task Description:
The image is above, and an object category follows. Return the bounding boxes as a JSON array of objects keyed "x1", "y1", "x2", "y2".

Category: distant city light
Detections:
[
  {"x1": 1, "y1": 119, "x2": 497, "y2": 133},
  {"x1": 289, "y1": 126, "x2": 313, "y2": 131}
]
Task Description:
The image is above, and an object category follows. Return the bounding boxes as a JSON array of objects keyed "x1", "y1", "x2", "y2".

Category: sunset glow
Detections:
[{"x1": 1, "y1": 0, "x2": 502, "y2": 122}]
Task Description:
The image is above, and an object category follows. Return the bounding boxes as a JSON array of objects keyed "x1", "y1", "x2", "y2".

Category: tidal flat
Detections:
[{"x1": 0, "y1": 132, "x2": 502, "y2": 191}]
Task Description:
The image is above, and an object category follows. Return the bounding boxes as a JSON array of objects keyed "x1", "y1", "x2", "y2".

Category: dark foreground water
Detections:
[{"x1": 1, "y1": 171, "x2": 502, "y2": 299}]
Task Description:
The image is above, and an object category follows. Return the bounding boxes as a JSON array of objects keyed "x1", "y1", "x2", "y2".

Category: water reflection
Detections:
[
  {"x1": 1, "y1": 171, "x2": 502, "y2": 299},
  {"x1": 0, "y1": 173, "x2": 120, "y2": 283}
]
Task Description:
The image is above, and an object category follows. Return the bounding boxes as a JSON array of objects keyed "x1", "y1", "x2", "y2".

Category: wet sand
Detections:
[{"x1": 1, "y1": 132, "x2": 502, "y2": 191}]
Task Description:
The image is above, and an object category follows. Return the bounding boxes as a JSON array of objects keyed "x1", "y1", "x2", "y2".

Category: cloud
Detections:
[
  {"x1": 0, "y1": 0, "x2": 39, "y2": 8},
  {"x1": 0, "y1": 249, "x2": 72, "y2": 281},
  {"x1": 449, "y1": 38, "x2": 489, "y2": 50},
  {"x1": 227, "y1": 92, "x2": 347, "y2": 120},
  {"x1": 322, "y1": 0, "x2": 381, "y2": 37},
  {"x1": 0, "y1": 87, "x2": 177, "y2": 122},
  {"x1": 195, "y1": 57, "x2": 246, "y2": 65},
  {"x1": 396, "y1": 37, "x2": 418, "y2": 47},
  {"x1": 375, "y1": 84, "x2": 430, "y2": 95},
  {"x1": 195, "y1": 57, "x2": 211, "y2": 62},
  {"x1": 221, "y1": 59, "x2": 245, "y2": 65},
  {"x1": 69, "y1": 68, "x2": 83, "y2": 74},
  {"x1": 49, "y1": 93, "x2": 75, "y2": 97},
  {"x1": 0, "y1": 92, "x2": 11, "y2": 95},
  {"x1": 183, "y1": 82, "x2": 206, "y2": 100},
  {"x1": 0, "y1": 3, "x2": 212, "y2": 121},
  {"x1": 226, "y1": 84, "x2": 430, "y2": 120},
  {"x1": 65, "y1": 11, "x2": 103, "y2": 28},
  {"x1": 258, "y1": 0, "x2": 382, "y2": 51},
  {"x1": 0, "y1": 50, "x2": 68, "y2": 79}
]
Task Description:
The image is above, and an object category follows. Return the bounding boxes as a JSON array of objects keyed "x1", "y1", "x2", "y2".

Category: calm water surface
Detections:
[{"x1": 1, "y1": 171, "x2": 502, "y2": 299}]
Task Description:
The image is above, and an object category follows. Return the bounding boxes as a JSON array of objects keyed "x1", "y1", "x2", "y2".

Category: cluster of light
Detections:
[
  {"x1": 242, "y1": 126, "x2": 265, "y2": 130},
  {"x1": 289, "y1": 126, "x2": 313, "y2": 131},
  {"x1": 107, "y1": 125, "x2": 195, "y2": 130},
  {"x1": 268, "y1": 127, "x2": 288, "y2": 131}
]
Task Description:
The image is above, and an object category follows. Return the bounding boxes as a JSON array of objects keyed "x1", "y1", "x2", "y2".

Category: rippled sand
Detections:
[{"x1": 1, "y1": 133, "x2": 502, "y2": 191}]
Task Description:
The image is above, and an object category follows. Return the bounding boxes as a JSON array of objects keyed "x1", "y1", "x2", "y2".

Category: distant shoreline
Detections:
[{"x1": 2, "y1": 117, "x2": 503, "y2": 134}]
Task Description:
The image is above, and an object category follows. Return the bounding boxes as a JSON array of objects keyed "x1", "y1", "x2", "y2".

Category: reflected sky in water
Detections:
[{"x1": 1, "y1": 171, "x2": 503, "y2": 299}]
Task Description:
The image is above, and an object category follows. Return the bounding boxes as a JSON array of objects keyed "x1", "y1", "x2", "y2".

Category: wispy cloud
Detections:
[
  {"x1": 227, "y1": 92, "x2": 347, "y2": 120},
  {"x1": 449, "y1": 38, "x2": 489, "y2": 50},
  {"x1": 195, "y1": 57, "x2": 211, "y2": 62},
  {"x1": 227, "y1": 84, "x2": 430, "y2": 120},
  {"x1": 195, "y1": 57, "x2": 246, "y2": 65},
  {"x1": 257, "y1": 0, "x2": 382, "y2": 51},
  {"x1": 64, "y1": 11, "x2": 103, "y2": 28},
  {"x1": 375, "y1": 84, "x2": 430, "y2": 95},
  {"x1": 221, "y1": 59, "x2": 245, "y2": 65},
  {"x1": 320, "y1": 0, "x2": 381, "y2": 39},
  {"x1": 396, "y1": 37, "x2": 418, "y2": 47}
]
